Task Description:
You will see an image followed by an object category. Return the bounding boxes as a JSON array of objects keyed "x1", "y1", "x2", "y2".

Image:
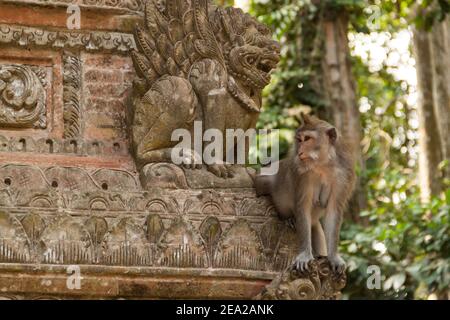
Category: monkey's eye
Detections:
[{"x1": 304, "y1": 136, "x2": 311, "y2": 142}]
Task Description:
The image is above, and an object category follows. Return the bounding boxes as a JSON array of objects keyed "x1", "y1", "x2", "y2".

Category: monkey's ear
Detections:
[
  {"x1": 294, "y1": 114, "x2": 302, "y2": 126},
  {"x1": 300, "y1": 112, "x2": 311, "y2": 125},
  {"x1": 327, "y1": 127, "x2": 337, "y2": 143}
]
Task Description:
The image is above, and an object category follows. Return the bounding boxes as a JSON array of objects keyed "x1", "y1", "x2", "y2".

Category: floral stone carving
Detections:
[
  {"x1": 0, "y1": 65, "x2": 46, "y2": 128},
  {"x1": 255, "y1": 257, "x2": 347, "y2": 300}
]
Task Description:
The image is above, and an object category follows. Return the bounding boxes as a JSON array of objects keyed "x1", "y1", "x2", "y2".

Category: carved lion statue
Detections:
[{"x1": 129, "y1": 0, "x2": 280, "y2": 178}]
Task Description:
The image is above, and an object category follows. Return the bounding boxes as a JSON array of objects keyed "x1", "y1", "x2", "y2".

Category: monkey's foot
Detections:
[
  {"x1": 293, "y1": 252, "x2": 314, "y2": 272},
  {"x1": 328, "y1": 254, "x2": 346, "y2": 274},
  {"x1": 207, "y1": 164, "x2": 235, "y2": 178}
]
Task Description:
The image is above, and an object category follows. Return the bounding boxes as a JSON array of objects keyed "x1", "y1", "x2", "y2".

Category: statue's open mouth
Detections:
[
  {"x1": 255, "y1": 53, "x2": 280, "y2": 84},
  {"x1": 258, "y1": 56, "x2": 279, "y2": 74}
]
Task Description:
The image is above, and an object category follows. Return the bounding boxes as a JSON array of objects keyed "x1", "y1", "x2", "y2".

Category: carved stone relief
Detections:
[
  {"x1": 0, "y1": 24, "x2": 136, "y2": 53},
  {"x1": 0, "y1": 64, "x2": 46, "y2": 128},
  {"x1": 254, "y1": 257, "x2": 347, "y2": 300},
  {"x1": 0, "y1": 134, "x2": 127, "y2": 156},
  {"x1": 62, "y1": 51, "x2": 82, "y2": 138},
  {"x1": 1, "y1": 0, "x2": 144, "y2": 12},
  {"x1": 0, "y1": 162, "x2": 297, "y2": 272}
]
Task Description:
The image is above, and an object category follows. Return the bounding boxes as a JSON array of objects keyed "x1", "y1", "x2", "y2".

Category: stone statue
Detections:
[{"x1": 129, "y1": 0, "x2": 280, "y2": 179}]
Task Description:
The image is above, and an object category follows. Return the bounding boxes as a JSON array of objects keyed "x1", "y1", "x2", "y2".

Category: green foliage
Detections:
[
  {"x1": 249, "y1": 0, "x2": 450, "y2": 299},
  {"x1": 341, "y1": 170, "x2": 450, "y2": 299}
]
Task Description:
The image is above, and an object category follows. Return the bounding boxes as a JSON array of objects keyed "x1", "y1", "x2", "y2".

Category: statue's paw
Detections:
[
  {"x1": 182, "y1": 162, "x2": 202, "y2": 170},
  {"x1": 328, "y1": 255, "x2": 346, "y2": 274},
  {"x1": 293, "y1": 252, "x2": 314, "y2": 272},
  {"x1": 178, "y1": 149, "x2": 202, "y2": 170},
  {"x1": 207, "y1": 164, "x2": 235, "y2": 178},
  {"x1": 189, "y1": 59, "x2": 227, "y2": 95}
]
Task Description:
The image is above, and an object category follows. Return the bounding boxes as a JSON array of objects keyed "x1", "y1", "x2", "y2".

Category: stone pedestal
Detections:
[{"x1": 0, "y1": 163, "x2": 301, "y2": 298}]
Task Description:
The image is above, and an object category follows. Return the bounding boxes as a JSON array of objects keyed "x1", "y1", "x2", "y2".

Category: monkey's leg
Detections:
[
  {"x1": 312, "y1": 222, "x2": 327, "y2": 257},
  {"x1": 293, "y1": 206, "x2": 314, "y2": 272},
  {"x1": 323, "y1": 204, "x2": 346, "y2": 273}
]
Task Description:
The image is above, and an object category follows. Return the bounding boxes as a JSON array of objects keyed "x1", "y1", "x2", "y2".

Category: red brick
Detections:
[{"x1": 84, "y1": 69, "x2": 122, "y2": 83}]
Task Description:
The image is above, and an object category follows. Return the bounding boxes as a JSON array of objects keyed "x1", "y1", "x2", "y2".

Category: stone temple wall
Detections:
[{"x1": 0, "y1": 0, "x2": 345, "y2": 300}]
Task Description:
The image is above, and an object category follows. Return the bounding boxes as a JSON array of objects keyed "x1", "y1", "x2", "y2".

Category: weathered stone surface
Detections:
[
  {"x1": 0, "y1": 166, "x2": 297, "y2": 271},
  {"x1": 140, "y1": 163, "x2": 255, "y2": 189},
  {"x1": 0, "y1": 264, "x2": 273, "y2": 299},
  {"x1": 1, "y1": 0, "x2": 145, "y2": 12}
]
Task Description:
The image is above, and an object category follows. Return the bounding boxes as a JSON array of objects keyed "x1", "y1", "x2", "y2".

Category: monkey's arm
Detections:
[
  {"x1": 293, "y1": 196, "x2": 314, "y2": 272},
  {"x1": 254, "y1": 174, "x2": 273, "y2": 196}
]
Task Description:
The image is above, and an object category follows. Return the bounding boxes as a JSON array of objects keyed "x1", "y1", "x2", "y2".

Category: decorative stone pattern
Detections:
[
  {"x1": 1, "y1": 0, "x2": 145, "y2": 12},
  {"x1": 254, "y1": 257, "x2": 347, "y2": 300},
  {"x1": 62, "y1": 51, "x2": 82, "y2": 138},
  {"x1": 0, "y1": 164, "x2": 298, "y2": 272},
  {"x1": 0, "y1": 135, "x2": 128, "y2": 156},
  {"x1": 0, "y1": 24, "x2": 136, "y2": 53},
  {"x1": 0, "y1": 64, "x2": 46, "y2": 128}
]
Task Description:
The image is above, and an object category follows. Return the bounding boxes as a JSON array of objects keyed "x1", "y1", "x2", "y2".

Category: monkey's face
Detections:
[{"x1": 295, "y1": 127, "x2": 337, "y2": 166}]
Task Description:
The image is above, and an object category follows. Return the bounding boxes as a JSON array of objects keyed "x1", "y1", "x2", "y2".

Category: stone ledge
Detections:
[
  {"x1": 0, "y1": 0, "x2": 145, "y2": 14},
  {"x1": 0, "y1": 263, "x2": 273, "y2": 299}
]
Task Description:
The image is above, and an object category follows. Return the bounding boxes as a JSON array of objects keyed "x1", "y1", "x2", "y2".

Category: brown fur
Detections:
[{"x1": 255, "y1": 114, "x2": 356, "y2": 272}]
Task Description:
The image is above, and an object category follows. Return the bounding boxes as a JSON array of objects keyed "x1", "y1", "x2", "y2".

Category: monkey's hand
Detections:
[
  {"x1": 328, "y1": 254, "x2": 346, "y2": 274},
  {"x1": 293, "y1": 251, "x2": 314, "y2": 272}
]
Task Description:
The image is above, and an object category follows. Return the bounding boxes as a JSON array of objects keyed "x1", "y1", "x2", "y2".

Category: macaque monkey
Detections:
[{"x1": 255, "y1": 113, "x2": 355, "y2": 273}]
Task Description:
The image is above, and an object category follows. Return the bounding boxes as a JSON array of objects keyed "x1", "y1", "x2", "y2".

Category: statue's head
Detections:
[{"x1": 213, "y1": 7, "x2": 281, "y2": 109}]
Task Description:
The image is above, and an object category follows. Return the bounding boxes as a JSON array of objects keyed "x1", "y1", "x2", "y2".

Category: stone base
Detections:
[
  {"x1": 254, "y1": 257, "x2": 347, "y2": 300},
  {"x1": 139, "y1": 163, "x2": 256, "y2": 189},
  {"x1": 0, "y1": 264, "x2": 274, "y2": 299},
  {"x1": 0, "y1": 163, "x2": 297, "y2": 299},
  {"x1": 0, "y1": 163, "x2": 346, "y2": 299}
]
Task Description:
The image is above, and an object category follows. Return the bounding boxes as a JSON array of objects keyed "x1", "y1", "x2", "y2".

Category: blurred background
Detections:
[{"x1": 217, "y1": 0, "x2": 449, "y2": 299}]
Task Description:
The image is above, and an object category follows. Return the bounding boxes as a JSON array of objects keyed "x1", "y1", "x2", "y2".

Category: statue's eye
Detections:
[
  {"x1": 247, "y1": 57, "x2": 255, "y2": 64},
  {"x1": 304, "y1": 136, "x2": 311, "y2": 141}
]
